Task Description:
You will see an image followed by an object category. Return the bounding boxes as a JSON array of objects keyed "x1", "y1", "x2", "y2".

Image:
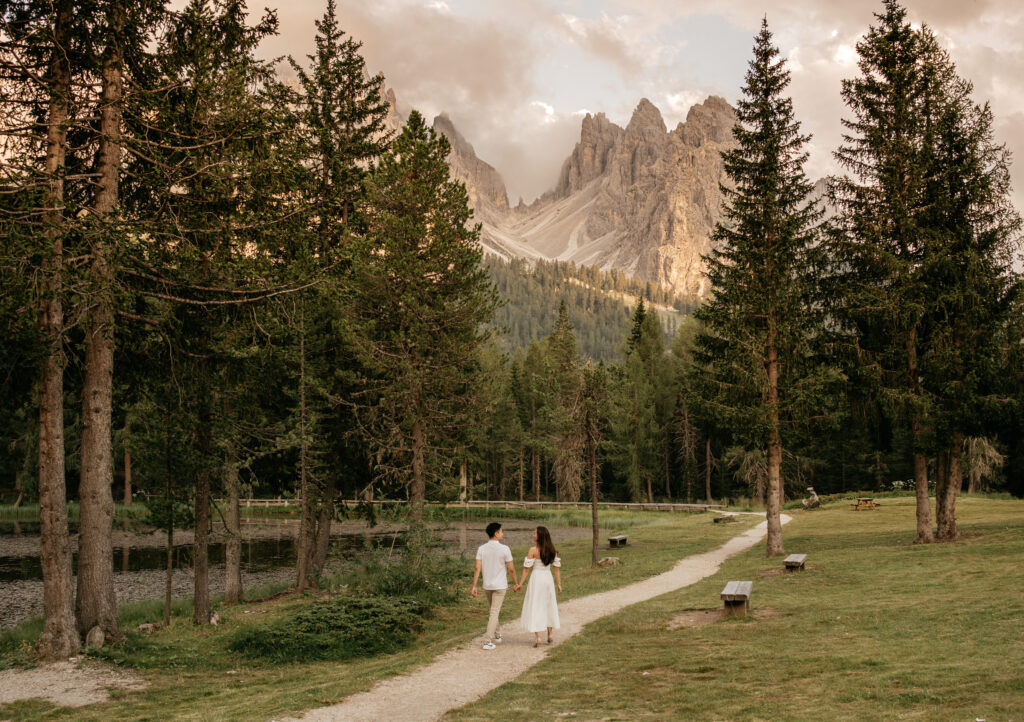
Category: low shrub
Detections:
[
  {"x1": 352, "y1": 530, "x2": 466, "y2": 605},
  {"x1": 227, "y1": 595, "x2": 426, "y2": 664}
]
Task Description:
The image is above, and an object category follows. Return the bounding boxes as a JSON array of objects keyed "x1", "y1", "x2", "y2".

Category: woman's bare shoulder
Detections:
[{"x1": 527, "y1": 546, "x2": 539, "y2": 558}]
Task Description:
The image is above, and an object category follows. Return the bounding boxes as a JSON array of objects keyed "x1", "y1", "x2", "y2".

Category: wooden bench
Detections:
[
  {"x1": 720, "y1": 581, "x2": 752, "y2": 616},
  {"x1": 852, "y1": 497, "x2": 879, "y2": 511},
  {"x1": 608, "y1": 534, "x2": 628, "y2": 548},
  {"x1": 784, "y1": 553, "x2": 807, "y2": 571}
]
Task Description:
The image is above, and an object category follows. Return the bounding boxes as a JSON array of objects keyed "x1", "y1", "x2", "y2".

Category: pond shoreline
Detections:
[{"x1": 0, "y1": 518, "x2": 591, "y2": 630}]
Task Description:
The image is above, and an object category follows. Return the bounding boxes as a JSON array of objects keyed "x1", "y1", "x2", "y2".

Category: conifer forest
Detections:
[{"x1": 1, "y1": 0, "x2": 1023, "y2": 658}]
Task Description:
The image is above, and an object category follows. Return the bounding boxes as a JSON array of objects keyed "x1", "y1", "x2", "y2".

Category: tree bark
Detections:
[
  {"x1": 193, "y1": 417, "x2": 212, "y2": 624},
  {"x1": 588, "y1": 431, "x2": 599, "y2": 567},
  {"x1": 663, "y1": 431, "x2": 671, "y2": 499},
  {"x1": 36, "y1": 0, "x2": 80, "y2": 661},
  {"x1": 765, "y1": 343, "x2": 785, "y2": 558},
  {"x1": 76, "y1": 0, "x2": 125, "y2": 642},
  {"x1": 936, "y1": 434, "x2": 962, "y2": 540},
  {"x1": 907, "y1": 335, "x2": 933, "y2": 543},
  {"x1": 705, "y1": 439, "x2": 713, "y2": 503},
  {"x1": 459, "y1": 462, "x2": 467, "y2": 502},
  {"x1": 223, "y1": 453, "x2": 242, "y2": 605},
  {"x1": 312, "y1": 475, "x2": 334, "y2": 573},
  {"x1": 163, "y1": 452, "x2": 173, "y2": 627},
  {"x1": 518, "y1": 447, "x2": 524, "y2": 502},
  {"x1": 123, "y1": 450, "x2": 132, "y2": 505},
  {"x1": 295, "y1": 316, "x2": 317, "y2": 591},
  {"x1": 410, "y1": 419, "x2": 425, "y2": 525}
]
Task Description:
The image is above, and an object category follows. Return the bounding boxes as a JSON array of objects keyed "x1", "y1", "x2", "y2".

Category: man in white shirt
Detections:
[{"x1": 471, "y1": 522, "x2": 518, "y2": 650}]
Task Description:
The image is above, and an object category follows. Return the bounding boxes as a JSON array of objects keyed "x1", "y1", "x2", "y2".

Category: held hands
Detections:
[{"x1": 513, "y1": 583, "x2": 521, "y2": 592}]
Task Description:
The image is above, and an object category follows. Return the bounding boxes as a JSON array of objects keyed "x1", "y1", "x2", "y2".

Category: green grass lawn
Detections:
[
  {"x1": 0, "y1": 509, "x2": 752, "y2": 721},
  {"x1": 448, "y1": 495, "x2": 1024, "y2": 721}
]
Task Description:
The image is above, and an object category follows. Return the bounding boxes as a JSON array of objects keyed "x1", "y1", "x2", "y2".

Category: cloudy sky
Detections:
[{"x1": 255, "y1": 0, "x2": 1024, "y2": 209}]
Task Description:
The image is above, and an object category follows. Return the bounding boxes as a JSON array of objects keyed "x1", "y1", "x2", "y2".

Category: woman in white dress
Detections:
[{"x1": 517, "y1": 525, "x2": 562, "y2": 647}]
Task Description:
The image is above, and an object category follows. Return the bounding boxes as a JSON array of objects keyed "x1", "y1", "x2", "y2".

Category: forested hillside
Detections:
[{"x1": 486, "y1": 257, "x2": 697, "y2": 361}]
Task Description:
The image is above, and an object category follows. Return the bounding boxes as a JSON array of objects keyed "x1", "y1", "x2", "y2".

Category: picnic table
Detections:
[{"x1": 852, "y1": 497, "x2": 879, "y2": 510}]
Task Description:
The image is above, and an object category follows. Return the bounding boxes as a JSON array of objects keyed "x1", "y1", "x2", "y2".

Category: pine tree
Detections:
[
  {"x1": 608, "y1": 299, "x2": 667, "y2": 502},
  {"x1": 916, "y1": 61, "x2": 1022, "y2": 539},
  {"x1": 353, "y1": 110, "x2": 499, "y2": 524},
  {"x1": 546, "y1": 300, "x2": 584, "y2": 501},
  {"x1": 831, "y1": 1, "x2": 959, "y2": 542},
  {"x1": 287, "y1": 0, "x2": 390, "y2": 591},
  {"x1": 1, "y1": 0, "x2": 83, "y2": 658},
  {"x1": 693, "y1": 19, "x2": 827, "y2": 556}
]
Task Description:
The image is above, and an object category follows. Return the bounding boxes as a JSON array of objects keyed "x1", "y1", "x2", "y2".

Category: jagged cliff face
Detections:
[
  {"x1": 432, "y1": 113, "x2": 509, "y2": 217},
  {"x1": 492, "y1": 96, "x2": 736, "y2": 296},
  {"x1": 383, "y1": 89, "x2": 737, "y2": 296}
]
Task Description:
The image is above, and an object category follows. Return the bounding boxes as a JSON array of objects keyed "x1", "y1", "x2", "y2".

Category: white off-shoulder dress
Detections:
[{"x1": 519, "y1": 555, "x2": 561, "y2": 632}]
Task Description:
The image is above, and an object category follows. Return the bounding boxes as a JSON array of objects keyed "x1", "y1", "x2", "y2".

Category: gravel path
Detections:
[
  {"x1": 0, "y1": 659, "x2": 145, "y2": 708},
  {"x1": 280, "y1": 513, "x2": 789, "y2": 722}
]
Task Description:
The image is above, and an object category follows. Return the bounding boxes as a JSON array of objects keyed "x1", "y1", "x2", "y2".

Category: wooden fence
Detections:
[{"x1": 230, "y1": 498, "x2": 724, "y2": 513}]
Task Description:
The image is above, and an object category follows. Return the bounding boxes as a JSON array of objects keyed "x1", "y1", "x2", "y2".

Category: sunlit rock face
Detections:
[{"x1": 385, "y1": 89, "x2": 738, "y2": 297}]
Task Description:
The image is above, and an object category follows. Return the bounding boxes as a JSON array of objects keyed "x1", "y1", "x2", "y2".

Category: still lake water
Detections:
[
  {"x1": 0, "y1": 520, "x2": 403, "y2": 583},
  {"x1": 0, "y1": 518, "x2": 575, "y2": 583}
]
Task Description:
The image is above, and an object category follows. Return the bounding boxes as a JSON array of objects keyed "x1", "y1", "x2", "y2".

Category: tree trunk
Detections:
[
  {"x1": 907, "y1": 335, "x2": 933, "y2": 544},
  {"x1": 123, "y1": 450, "x2": 132, "y2": 505},
  {"x1": 588, "y1": 431, "x2": 599, "y2": 567},
  {"x1": 36, "y1": 0, "x2": 80, "y2": 660},
  {"x1": 705, "y1": 439, "x2": 713, "y2": 503},
  {"x1": 410, "y1": 419, "x2": 425, "y2": 525},
  {"x1": 223, "y1": 454, "x2": 242, "y2": 605},
  {"x1": 532, "y1": 447, "x2": 540, "y2": 502},
  {"x1": 936, "y1": 434, "x2": 962, "y2": 540},
  {"x1": 163, "y1": 454, "x2": 173, "y2": 627},
  {"x1": 313, "y1": 475, "x2": 334, "y2": 573},
  {"x1": 934, "y1": 450, "x2": 949, "y2": 535},
  {"x1": 76, "y1": 0, "x2": 125, "y2": 643},
  {"x1": 765, "y1": 344, "x2": 785, "y2": 558},
  {"x1": 295, "y1": 316, "x2": 317, "y2": 591},
  {"x1": 663, "y1": 431, "x2": 671, "y2": 499},
  {"x1": 518, "y1": 447, "x2": 524, "y2": 502},
  {"x1": 459, "y1": 462, "x2": 467, "y2": 502},
  {"x1": 193, "y1": 418, "x2": 212, "y2": 624}
]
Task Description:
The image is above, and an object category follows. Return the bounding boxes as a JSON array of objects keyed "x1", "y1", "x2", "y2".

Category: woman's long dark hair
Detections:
[{"x1": 536, "y1": 526, "x2": 557, "y2": 566}]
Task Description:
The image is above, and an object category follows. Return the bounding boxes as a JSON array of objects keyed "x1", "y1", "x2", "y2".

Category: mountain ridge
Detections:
[{"x1": 385, "y1": 88, "x2": 738, "y2": 296}]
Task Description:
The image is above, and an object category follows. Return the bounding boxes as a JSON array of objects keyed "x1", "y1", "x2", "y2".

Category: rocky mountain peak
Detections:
[
  {"x1": 432, "y1": 113, "x2": 510, "y2": 215},
  {"x1": 553, "y1": 112, "x2": 624, "y2": 199},
  {"x1": 676, "y1": 95, "x2": 735, "y2": 147},
  {"x1": 626, "y1": 97, "x2": 667, "y2": 137}
]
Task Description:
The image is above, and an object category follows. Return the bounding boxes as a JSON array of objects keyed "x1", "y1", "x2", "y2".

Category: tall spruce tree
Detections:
[
  {"x1": 287, "y1": 0, "x2": 390, "y2": 591},
  {"x1": 353, "y1": 110, "x2": 499, "y2": 524},
  {"x1": 693, "y1": 19, "x2": 826, "y2": 556},
  {"x1": 831, "y1": 1, "x2": 952, "y2": 543},
  {"x1": 917, "y1": 62, "x2": 1022, "y2": 539},
  {"x1": 608, "y1": 299, "x2": 665, "y2": 502},
  {"x1": 546, "y1": 300, "x2": 584, "y2": 501},
  {"x1": 0, "y1": 0, "x2": 82, "y2": 658}
]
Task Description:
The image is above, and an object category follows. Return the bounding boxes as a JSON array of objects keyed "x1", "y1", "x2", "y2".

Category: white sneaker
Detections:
[
  {"x1": 482, "y1": 642, "x2": 497, "y2": 650},
  {"x1": 494, "y1": 635, "x2": 503, "y2": 644}
]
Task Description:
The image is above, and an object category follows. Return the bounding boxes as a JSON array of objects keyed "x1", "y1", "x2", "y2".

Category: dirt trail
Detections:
[
  {"x1": 0, "y1": 658, "x2": 145, "y2": 708},
  {"x1": 282, "y1": 513, "x2": 788, "y2": 722}
]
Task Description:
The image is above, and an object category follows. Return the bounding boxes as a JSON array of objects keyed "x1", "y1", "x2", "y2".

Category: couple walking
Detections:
[{"x1": 470, "y1": 522, "x2": 562, "y2": 649}]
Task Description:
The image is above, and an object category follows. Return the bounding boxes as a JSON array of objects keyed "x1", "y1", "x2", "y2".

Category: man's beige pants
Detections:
[{"x1": 484, "y1": 588, "x2": 506, "y2": 642}]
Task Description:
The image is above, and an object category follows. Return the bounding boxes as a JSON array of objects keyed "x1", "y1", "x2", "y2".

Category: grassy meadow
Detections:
[
  {"x1": 0, "y1": 509, "x2": 753, "y2": 721},
  {"x1": 449, "y1": 495, "x2": 1024, "y2": 721}
]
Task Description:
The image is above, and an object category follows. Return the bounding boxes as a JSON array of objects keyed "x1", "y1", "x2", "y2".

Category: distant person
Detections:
[
  {"x1": 516, "y1": 525, "x2": 562, "y2": 647},
  {"x1": 471, "y1": 521, "x2": 518, "y2": 650}
]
